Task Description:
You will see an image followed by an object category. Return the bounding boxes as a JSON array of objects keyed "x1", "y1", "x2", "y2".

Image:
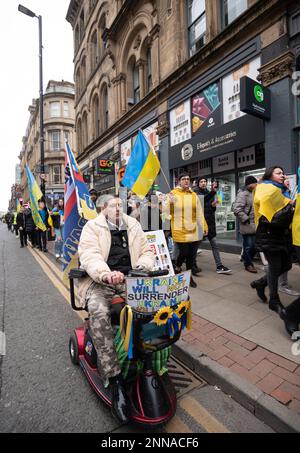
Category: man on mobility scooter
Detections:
[{"x1": 77, "y1": 194, "x2": 154, "y2": 423}]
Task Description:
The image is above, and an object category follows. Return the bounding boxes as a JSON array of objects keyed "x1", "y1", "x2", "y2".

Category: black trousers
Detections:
[
  {"x1": 37, "y1": 229, "x2": 47, "y2": 250},
  {"x1": 257, "y1": 251, "x2": 292, "y2": 300},
  {"x1": 176, "y1": 241, "x2": 200, "y2": 271},
  {"x1": 19, "y1": 230, "x2": 28, "y2": 246}
]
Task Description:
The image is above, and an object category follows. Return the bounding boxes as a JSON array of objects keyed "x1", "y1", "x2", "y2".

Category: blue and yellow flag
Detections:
[
  {"x1": 25, "y1": 165, "x2": 47, "y2": 232},
  {"x1": 122, "y1": 130, "x2": 160, "y2": 199},
  {"x1": 66, "y1": 143, "x2": 97, "y2": 220},
  {"x1": 292, "y1": 167, "x2": 300, "y2": 246},
  {"x1": 253, "y1": 182, "x2": 290, "y2": 226}
]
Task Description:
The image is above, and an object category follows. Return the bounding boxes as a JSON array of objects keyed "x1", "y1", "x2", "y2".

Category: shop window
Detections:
[
  {"x1": 222, "y1": 0, "x2": 248, "y2": 28},
  {"x1": 187, "y1": 0, "x2": 206, "y2": 57}
]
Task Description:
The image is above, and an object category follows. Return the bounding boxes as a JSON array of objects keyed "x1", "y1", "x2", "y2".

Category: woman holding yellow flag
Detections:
[{"x1": 251, "y1": 166, "x2": 295, "y2": 315}]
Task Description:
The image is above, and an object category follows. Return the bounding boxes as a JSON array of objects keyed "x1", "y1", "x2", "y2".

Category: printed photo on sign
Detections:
[
  {"x1": 170, "y1": 100, "x2": 191, "y2": 147},
  {"x1": 120, "y1": 139, "x2": 132, "y2": 167},
  {"x1": 222, "y1": 56, "x2": 261, "y2": 124},
  {"x1": 143, "y1": 122, "x2": 159, "y2": 150},
  {"x1": 126, "y1": 271, "x2": 191, "y2": 313},
  {"x1": 146, "y1": 230, "x2": 174, "y2": 276},
  {"x1": 192, "y1": 83, "x2": 221, "y2": 134}
]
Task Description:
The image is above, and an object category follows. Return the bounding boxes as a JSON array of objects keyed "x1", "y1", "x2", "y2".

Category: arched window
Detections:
[
  {"x1": 75, "y1": 25, "x2": 80, "y2": 51},
  {"x1": 91, "y1": 30, "x2": 98, "y2": 71},
  {"x1": 81, "y1": 57, "x2": 87, "y2": 89},
  {"x1": 99, "y1": 15, "x2": 106, "y2": 57},
  {"x1": 79, "y1": 9, "x2": 85, "y2": 39},
  {"x1": 133, "y1": 63, "x2": 140, "y2": 104},
  {"x1": 103, "y1": 86, "x2": 109, "y2": 129},
  {"x1": 93, "y1": 95, "x2": 100, "y2": 138},
  {"x1": 146, "y1": 48, "x2": 152, "y2": 93},
  {"x1": 82, "y1": 112, "x2": 88, "y2": 148},
  {"x1": 76, "y1": 68, "x2": 81, "y2": 98},
  {"x1": 77, "y1": 119, "x2": 82, "y2": 154}
]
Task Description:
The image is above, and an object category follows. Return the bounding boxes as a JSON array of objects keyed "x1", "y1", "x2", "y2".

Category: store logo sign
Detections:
[{"x1": 254, "y1": 85, "x2": 264, "y2": 103}]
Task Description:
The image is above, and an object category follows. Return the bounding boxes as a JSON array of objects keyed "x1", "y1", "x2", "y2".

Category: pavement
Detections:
[{"x1": 45, "y1": 238, "x2": 300, "y2": 432}]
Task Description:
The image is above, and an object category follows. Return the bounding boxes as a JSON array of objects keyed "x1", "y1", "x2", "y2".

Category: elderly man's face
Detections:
[{"x1": 105, "y1": 198, "x2": 123, "y2": 224}]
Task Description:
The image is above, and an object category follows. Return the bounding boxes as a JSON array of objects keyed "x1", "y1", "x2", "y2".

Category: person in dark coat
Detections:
[
  {"x1": 23, "y1": 203, "x2": 37, "y2": 247},
  {"x1": 194, "y1": 178, "x2": 231, "y2": 274},
  {"x1": 16, "y1": 206, "x2": 27, "y2": 247},
  {"x1": 250, "y1": 166, "x2": 294, "y2": 316}
]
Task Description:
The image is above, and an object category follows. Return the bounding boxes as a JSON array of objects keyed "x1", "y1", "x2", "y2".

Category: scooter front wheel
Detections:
[{"x1": 69, "y1": 334, "x2": 79, "y2": 365}]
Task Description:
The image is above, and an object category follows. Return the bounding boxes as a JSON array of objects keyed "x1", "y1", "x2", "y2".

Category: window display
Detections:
[{"x1": 209, "y1": 174, "x2": 236, "y2": 239}]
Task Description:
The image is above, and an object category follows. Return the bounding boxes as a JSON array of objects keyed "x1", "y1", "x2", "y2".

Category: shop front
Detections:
[
  {"x1": 168, "y1": 43, "x2": 268, "y2": 242},
  {"x1": 93, "y1": 149, "x2": 116, "y2": 196}
]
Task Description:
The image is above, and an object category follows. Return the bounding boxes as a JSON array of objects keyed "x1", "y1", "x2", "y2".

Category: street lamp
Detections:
[{"x1": 18, "y1": 4, "x2": 45, "y2": 198}]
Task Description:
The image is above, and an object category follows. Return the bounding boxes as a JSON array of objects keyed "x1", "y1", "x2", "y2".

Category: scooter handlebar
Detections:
[{"x1": 128, "y1": 269, "x2": 169, "y2": 278}]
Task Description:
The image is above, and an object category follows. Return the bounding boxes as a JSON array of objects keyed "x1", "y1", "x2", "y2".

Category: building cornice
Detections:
[{"x1": 258, "y1": 50, "x2": 295, "y2": 86}]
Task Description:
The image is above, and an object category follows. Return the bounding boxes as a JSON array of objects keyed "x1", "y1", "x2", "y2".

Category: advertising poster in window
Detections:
[
  {"x1": 170, "y1": 100, "x2": 192, "y2": 147},
  {"x1": 222, "y1": 56, "x2": 261, "y2": 124},
  {"x1": 143, "y1": 122, "x2": 159, "y2": 150},
  {"x1": 120, "y1": 139, "x2": 131, "y2": 167},
  {"x1": 192, "y1": 82, "x2": 221, "y2": 135}
]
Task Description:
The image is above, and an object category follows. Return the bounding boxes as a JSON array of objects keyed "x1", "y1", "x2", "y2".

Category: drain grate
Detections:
[{"x1": 168, "y1": 356, "x2": 206, "y2": 397}]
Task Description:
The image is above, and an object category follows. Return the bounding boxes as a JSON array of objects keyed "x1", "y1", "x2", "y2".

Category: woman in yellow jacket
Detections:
[{"x1": 165, "y1": 173, "x2": 208, "y2": 288}]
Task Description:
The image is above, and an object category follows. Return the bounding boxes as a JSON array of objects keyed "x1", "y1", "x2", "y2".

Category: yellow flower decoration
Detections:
[
  {"x1": 153, "y1": 307, "x2": 173, "y2": 326},
  {"x1": 175, "y1": 301, "x2": 190, "y2": 319}
]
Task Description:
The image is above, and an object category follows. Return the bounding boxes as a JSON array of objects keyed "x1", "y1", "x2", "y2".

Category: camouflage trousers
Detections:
[{"x1": 85, "y1": 281, "x2": 126, "y2": 380}]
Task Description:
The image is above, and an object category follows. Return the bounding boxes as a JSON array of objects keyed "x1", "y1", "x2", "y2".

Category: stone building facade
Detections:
[
  {"x1": 66, "y1": 0, "x2": 300, "y2": 241},
  {"x1": 19, "y1": 80, "x2": 75, "y2": 206}
]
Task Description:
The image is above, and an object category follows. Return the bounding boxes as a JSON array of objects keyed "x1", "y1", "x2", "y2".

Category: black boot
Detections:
[
  {"x1": 279, "y1": 307, "x2": 299, "y2": 338},
  {"x1": 190, "y1": 277, "x2": 197, "y2": 288},
  {"x1": 269, "y1": 298, "x2": 285, "y2": 316},
  {"x1": 110, "y1": 374, "x2": 130, "y2": 423},
  {"x1": 250, "y1": 280, "x2": 267, "y2": 303}
]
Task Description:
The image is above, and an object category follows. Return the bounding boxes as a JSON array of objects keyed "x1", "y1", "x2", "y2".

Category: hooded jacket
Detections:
[
  {"x1": 165, "y1": 187, "x2": 208, "y2": 243},
  {"x1": 77, "y1": 212, "x2": 154, "y2": 307}
]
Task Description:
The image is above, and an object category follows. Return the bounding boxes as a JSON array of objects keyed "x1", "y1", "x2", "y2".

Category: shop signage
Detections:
[
  {"x1": 222, "y1": 56, "x2": 261, "y2": 124},
  {"x1": 213, "y1": 152, "x2": 235, "y2": 174},
  {"x1": 192, "y1": 82, "x2": 221, "y2": 135},
  {"x1": 170, "y1": 100, "x2": 191, "y2": 147},
  {"x1": 240, "y1": 76, "x2": 271, "y2": 120},
  {"x1": 96, "y1": 158, "x2": 115, "y2": 175},
  {"x1": 169, "y1": 115, "x2": 264, "y2": 169}
]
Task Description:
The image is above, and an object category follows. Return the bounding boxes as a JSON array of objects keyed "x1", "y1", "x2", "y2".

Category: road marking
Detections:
[
  {"x1": 165, "y1": 415, "x2": 193, "y2": 433},
  {"x1": 0, "y1": 331, "x2": 6, "y2": 356},
  {"x1": 28, "y1": 247, "x2": 85, "y2": 321},
  {"x1": 179, "y1": 395, "x2": 230, "y2": 433}
]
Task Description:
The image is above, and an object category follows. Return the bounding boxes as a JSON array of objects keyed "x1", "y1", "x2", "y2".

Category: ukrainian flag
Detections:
[
  {"x1": 25, "y1": 165, "x2": 47, "y2": 232},
  {"x1": 292, "y1": 167, "x2": 300, "y2": 246},
  {"x1": 253, "y1": 182, "x2": 290, "y2": 226},
  {"x1": 122, "y1": 130, "x2": 160, "y2": 198}
]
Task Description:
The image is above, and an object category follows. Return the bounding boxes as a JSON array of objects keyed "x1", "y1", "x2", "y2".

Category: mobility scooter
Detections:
[{"x1": 68, "y1": 268, "x2": 191, "y2": 428}]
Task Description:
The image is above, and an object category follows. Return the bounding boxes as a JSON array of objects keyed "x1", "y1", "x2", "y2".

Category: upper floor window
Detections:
[
  {"x1": 146, "y1": 48, "x2": 152, "y2": 93},
  {"x1": 222, "y1": 0, "x2": 248, "y2": 28},
  {"x1": 103, "y1": 87, "x2": 109, "y2": 129},
  {"x1": 63, "y1": 101, "x2": 69, "y2": 118},
  {"x1": 64, "y1": 131, "x2": 71, "y2": 146},
  {"x1": 133, "y1": 64, "x2": 140, "y2": 104},
  {"x1": 50, "y1": 102, "x2": 60, "y2": 117},
  {"x1": 91, "y1": 30, "x2": 98, "y2": 71},
  {"x1": 93, "y1": 95, "x2": 100, "y2": 137},
  {"x1": 52, "y1": 165, "x2": 62, "y2": 184},
  {"x1": 79, "y1": 9, "x2": 85, "y2": 39},
  {"x1": 188, "y1": 0, "x2": 206, "y2": 57},
  {"x1": 49, "y1": 130, "x2": 61, "y2": 150}
]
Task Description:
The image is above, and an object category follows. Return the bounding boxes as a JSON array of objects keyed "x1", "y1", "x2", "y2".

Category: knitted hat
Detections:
[{"x1": 245, "y1": 176, "x2": 258, "y2": 186}]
